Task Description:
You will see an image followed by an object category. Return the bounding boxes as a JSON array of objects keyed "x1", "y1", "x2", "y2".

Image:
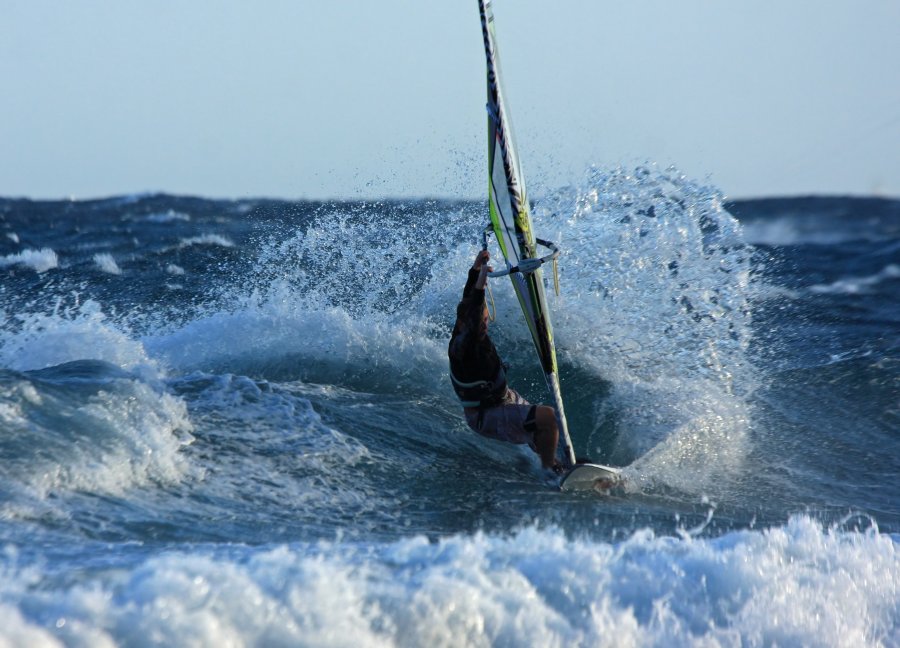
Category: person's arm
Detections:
[
  {"x1": 462, "y1": 250, "x2": 492, "y2": 298},
  {"x1": 450, "y1": 251, "x2": 493, "y2": 361}
]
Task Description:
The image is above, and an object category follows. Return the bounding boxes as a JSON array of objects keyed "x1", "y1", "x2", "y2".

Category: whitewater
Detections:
[{"x1": 1, "y1": 167, "x2": 898, "y2": 646}]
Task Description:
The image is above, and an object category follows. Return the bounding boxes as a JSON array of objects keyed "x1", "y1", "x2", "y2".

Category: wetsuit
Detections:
[{"x1": 448, "y1": 268, "x2": 536, "y2": 444}]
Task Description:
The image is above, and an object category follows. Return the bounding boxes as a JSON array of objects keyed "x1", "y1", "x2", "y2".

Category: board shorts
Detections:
[{"x1": 464, "y1": 388, "x2": 538, "y2": 445}]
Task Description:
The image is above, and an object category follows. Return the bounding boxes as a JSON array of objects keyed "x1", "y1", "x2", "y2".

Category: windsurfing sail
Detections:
[{"x1": 477, "y1": 0, "x2": 576, "y2": 468}]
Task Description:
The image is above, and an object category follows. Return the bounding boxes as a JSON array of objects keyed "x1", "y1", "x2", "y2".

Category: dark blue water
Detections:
[{"x1": 1, "y1": 169, "x2": 898, "y2": 645}]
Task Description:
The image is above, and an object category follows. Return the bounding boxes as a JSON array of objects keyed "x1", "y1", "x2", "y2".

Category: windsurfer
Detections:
[{"x1": 448, "y1": 250, "x2": 562, "y2": 472}]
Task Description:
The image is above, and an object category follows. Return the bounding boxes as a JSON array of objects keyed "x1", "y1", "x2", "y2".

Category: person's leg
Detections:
[
  {"x1": 466, "y1": 398, "x2": 560, "y2": 469},
  {"x1": 529, "y1": 406, "x2": 559, "y2": 469}
]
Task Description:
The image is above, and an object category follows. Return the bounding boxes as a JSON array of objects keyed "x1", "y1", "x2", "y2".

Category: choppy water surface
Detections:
[{"x1": 1, "y1": 171, "x2": 898, "y2": 645}]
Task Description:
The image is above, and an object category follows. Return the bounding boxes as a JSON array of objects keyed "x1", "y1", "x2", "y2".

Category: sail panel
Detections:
[{"x1": 478, "y1": 0, "x2": 575, "y2": 466}]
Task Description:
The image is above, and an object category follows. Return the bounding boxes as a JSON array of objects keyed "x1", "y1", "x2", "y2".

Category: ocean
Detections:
[{"x1": 1, "y1": 167, "x2": 898, "y2": 646}]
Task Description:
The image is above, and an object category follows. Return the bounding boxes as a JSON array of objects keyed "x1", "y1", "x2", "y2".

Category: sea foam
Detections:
[
  {"x1": 93, "y1": 253, "x2": 122, "y2": 275},
  {"x1": 809, "y1": 263, "x2": 900, "y2": 295},
  {"x1": 0, "y1": 248, "x2": 58, "y2": 273},
  {"x1": 0, "y1": 300, "x2": 152, "y2": 374},
  {"x1": 0, "y1": 517, "x2": 895, "y2": 647},
  {"x1": 0, "y1": 301, "x2": 194, "y2": 500}
]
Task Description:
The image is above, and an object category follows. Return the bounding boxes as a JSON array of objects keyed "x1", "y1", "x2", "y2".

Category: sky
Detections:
[{"x1": 2, "y1": 0, "x2": 899, "y2": 201}]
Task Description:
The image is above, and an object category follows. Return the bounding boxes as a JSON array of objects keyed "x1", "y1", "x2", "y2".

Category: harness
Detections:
[{"x1": 449, "y1": 363, "x2": 508, "y2": 408}]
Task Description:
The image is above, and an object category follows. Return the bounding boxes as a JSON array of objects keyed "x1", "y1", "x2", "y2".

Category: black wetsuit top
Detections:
[{"x1": 447, "y1": 268, "x2": 507, "y2": 407}]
